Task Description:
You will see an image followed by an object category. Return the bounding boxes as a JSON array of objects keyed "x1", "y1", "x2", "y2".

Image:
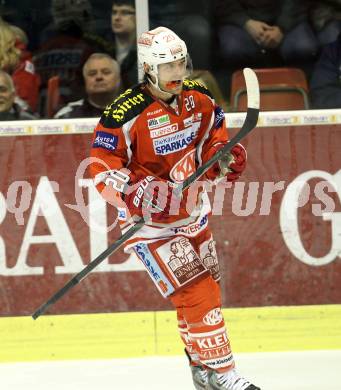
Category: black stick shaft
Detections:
[{"x1": 32, "y1": 219, "x2": 145, "y2": 319}]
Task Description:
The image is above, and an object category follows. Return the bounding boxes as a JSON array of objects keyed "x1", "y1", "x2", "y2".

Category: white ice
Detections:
[{"x1": 0, "y1": 350, "x2": 340, "y2": 390}]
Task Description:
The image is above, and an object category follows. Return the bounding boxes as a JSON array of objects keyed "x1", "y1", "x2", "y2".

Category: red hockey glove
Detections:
[
  {"x1": 205, "y1": 143, "x2": 247, "y2": 182},
  {"x1": 123, "y1": 173, "x2": 176, "y2": 221}
]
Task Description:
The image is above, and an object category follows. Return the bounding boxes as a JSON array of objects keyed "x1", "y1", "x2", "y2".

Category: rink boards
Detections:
[
  {"x1": 1, "y1": 305, "x2": 341, "y2": 362},
  {"x1": 0, "y1": 110, "x2": 340, "y2": 361}
]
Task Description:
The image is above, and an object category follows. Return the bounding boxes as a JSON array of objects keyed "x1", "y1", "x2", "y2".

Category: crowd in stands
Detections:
[
  {"x1": 0, "y1": 0, "x2": 340, "y2": 121},
  {"x1": 54, "y1": 52, "x2": 122, "y2": 118}
]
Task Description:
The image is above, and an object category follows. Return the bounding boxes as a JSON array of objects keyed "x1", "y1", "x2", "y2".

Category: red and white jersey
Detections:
[{"x1": 89, "y1": 79, "x2": 229, "y2": 250}]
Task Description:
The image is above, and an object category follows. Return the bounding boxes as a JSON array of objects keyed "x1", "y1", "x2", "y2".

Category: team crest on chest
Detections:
[{"x1": 170, "y1": 149, "x2": 196, "y2": 182}]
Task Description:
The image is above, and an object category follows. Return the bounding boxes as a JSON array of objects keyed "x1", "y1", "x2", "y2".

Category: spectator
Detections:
[
  {"x1": 54, "y1": 53, "x2": 121, "y2": 119},
  {"x1": 110, "y1": 0, "x2": 138, "y2": 88},
  {"x1": 0, "y1": 18, "x2": 40, "y2": 113},
  {"x1": 34, "y1": 0, "x2": 112, "y2": 114},
  {"x1": 149, "y1": 0, "x2": 212, "y2": 70},
  {"x1": 310, "y1": 34, "x2": 341, "y2": 108},
  {"x1": 214, "y1": 0, "x2": 317, "y2": 67},
  {"x1": 39, "y1": 0, "x2": 94, "y2": 43},
  {"x1": 309, "y1": 0, "x2": 341, "y2": 46},
  {"x1": 0, "y1": 70, "x2": 36, "y2": 120}
]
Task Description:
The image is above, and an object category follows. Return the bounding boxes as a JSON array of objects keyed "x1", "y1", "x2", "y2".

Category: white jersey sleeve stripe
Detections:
[{"x1": 121, "y1": 116, "x2": 137, "y2": 165}]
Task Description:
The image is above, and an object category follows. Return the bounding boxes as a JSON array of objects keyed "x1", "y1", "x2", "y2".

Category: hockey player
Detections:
[{"x1": 89, "y1": 27, "x2": 261, "y2": 390}]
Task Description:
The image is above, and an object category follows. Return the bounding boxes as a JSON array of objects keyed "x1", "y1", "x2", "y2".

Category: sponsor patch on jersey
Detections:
[
  {"x1": 134, "y1": 243, "x2": 175, "y2": 297},
  {"x1": 157, "y1": 237, "x2": 206, "y2": 286},
  {"x1": 183, "y1": 113, "x2": 203, "y2": 128},
  {"x1": 147, "y1": 108, "x2": 163, "y2": 116},
  {"x1": 183, "y1": 115, "x2": 193, "y2": 128},
  {"x1": 153, "y1": 127, "x2": 198, "y2": 155},
  {"x1": 172, "y1": 215, "x2": 208, "y2": 236},
  {"x1": 170, "y1": 149, "x2": 196, "y2": 182},
  {"x1": 214, "y1": 106, "x2": 225, "y2": 129},
  {"x1": 117, "y1": 207, "x2": 127, "y2": 221},
  {"x1": 93, "y1": 131, "x2": 118, "y2": 152},
  {"x1": 147, "y1": 114, "x2": 170, "y2": 129},
  {"x1": 103, "y1": 88, "x2": 150, "y2": 123},
  {"x1": 199, "y1": 237, "x2": 220, "y2": 282},
  {"x1": 150, "y1": 123, "x2": 178, "y2": 139}
]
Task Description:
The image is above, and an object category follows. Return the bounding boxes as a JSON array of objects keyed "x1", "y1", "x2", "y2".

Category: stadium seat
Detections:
[
  {"x1": 230, "y1": 67, "x2": 310, "y2": 111},
  {"x1": 46, "y1": 75, "x2": 60, "y2": 118}
]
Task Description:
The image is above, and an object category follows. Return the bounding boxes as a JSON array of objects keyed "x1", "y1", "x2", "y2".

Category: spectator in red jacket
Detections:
[
  {"x1": 10, "y1": 24, "x2": 41, "y2": 113},
  {"x1": 0, "y1": 19, "x2": 40, "y2": 113},
  {"x1": 35, "y1": 0, "x2": 111, "y2": 114}
]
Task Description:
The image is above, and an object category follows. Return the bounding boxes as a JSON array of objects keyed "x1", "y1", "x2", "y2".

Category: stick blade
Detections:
[{"x1": 243, "y1": 68, "x2": 260, "y2": 110}]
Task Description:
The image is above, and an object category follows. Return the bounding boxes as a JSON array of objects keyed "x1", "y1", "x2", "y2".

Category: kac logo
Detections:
[
  {"x1": 170, "y1": 149, "x2": 196, "y2": 182},
  {"x1": 203, "y1": 308, "x2": 223, "y2": 326}
]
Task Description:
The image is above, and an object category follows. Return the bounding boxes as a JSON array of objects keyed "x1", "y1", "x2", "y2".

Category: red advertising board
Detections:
[{"x1": 0, "y1": 124, "x2": 340, "y2": 316}]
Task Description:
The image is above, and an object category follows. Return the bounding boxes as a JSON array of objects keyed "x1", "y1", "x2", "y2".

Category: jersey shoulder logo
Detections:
[
  {"x1": 100, "y1": 85, "x2": 154, "y2": 127},
  {"x1": 92, "y1": 131, "x2": 118, "y2": 152},
  {"x1": 183, "y1": 79, "x2": 213, "y2": 99}
]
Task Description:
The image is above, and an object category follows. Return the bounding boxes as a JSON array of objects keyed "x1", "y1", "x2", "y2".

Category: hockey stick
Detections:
[
  {"x1": 32, "y1": 68, "x2": 259, "y2": 320},
  {"x1": 176, "y1": 68, "x2": 259, "y2": 194}
]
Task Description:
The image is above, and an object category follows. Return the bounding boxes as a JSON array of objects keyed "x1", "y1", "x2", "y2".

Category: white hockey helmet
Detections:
[{"x1": 138, "y1": 27, "x2": 189, "y2": 90}]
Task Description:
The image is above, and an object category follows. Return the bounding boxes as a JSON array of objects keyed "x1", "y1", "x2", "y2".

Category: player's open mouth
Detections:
[{"x1": 165, "y1": 80, "x2": 182, "y2": 89}]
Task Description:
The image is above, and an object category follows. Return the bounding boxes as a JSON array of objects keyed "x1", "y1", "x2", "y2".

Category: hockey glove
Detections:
[
  {"x1": 205, "y1": 143, "x2": 247, "y2": 182},
  {"x1": 122, "y1": 172, "x2": 176, "y2": 221}
]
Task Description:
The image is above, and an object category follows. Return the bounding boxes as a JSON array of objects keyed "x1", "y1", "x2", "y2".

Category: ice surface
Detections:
[{"x1": 0, "y1": 350, "x2": 340, "y2": 390}]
